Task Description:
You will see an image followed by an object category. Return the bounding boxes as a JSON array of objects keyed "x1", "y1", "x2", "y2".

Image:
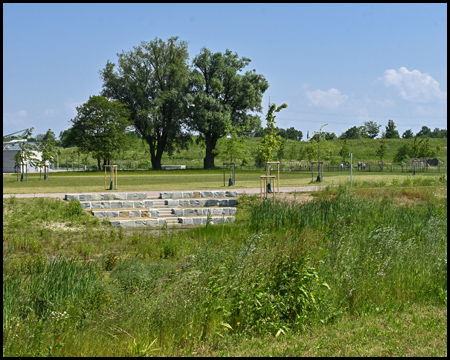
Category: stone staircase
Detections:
[{"x1": 64, "y1": 190, "x2": 237, "y2": 228}]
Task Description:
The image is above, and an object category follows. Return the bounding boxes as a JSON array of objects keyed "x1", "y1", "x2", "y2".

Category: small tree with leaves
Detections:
[
  {"x1": 36, "y1": 129, "x2": 60, "y2": 179},
  {"x1": 338, "y1": 139, "x2": 350, "y2": 162},
  {"x1": 375, "y1": 140, "x2": 388, "y2": 170},
  {"x1": 215, "y1": 121, "x2": 250, "y2": 166},
  {"x1": 256, "y1": 103, "x2": 288, "y2": 166}
]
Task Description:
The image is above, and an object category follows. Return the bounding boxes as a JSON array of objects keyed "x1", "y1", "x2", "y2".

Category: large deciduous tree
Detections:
[
  {"x1": 187, "y1": 48, "x2": 269, "y2": 169},
  {"x1": 69, "y1": 95, "x2": 132, "y2": 170},
  {"x1": 100, "y1": 36, "x2": 191, "y2": 170}
]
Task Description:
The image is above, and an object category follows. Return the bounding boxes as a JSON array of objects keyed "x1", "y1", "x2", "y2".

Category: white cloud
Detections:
[
  {"x1": 382, "y1": 67, "x2": 446, "y2": 103},
  {"x1": 305, "y1": 88, "x2": 348, "y2": 108}
]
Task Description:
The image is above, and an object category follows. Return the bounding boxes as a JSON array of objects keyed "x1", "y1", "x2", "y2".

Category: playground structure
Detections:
[
  {"x1": 260, "y1": 162, "x2": 280, "y2": 200},
  {"x1": 223, "y1": 162, "x2": 235, "y2": 186},
  {"x1": 104, "y1": 165, "x2": 118, "y2": 190},
  {"x1": 311, "y1": 161, "x2": 323, "y2": 182}
]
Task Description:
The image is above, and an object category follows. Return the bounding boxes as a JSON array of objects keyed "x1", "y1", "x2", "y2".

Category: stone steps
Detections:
[{"x1": 64, "y1": 191, "x2": 237, "y2": 228}]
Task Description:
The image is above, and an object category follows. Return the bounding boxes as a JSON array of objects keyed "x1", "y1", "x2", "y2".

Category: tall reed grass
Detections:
[{"x1": 3, "y1": 184, "x2": 447, "y2": 356}]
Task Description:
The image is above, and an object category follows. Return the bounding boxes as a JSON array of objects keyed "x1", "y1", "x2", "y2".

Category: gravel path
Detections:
[{"x1": 3, "y1": 185, "x2": 330, "y2": 199}]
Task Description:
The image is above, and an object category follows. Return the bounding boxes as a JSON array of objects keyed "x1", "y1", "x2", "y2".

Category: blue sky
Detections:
[{"x1": 3, "y1": 3, "x2": 447, "y2": 139}]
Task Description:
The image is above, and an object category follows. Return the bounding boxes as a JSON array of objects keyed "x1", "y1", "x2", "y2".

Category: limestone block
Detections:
[
  {"x1": 143, "y1": 200, "x2": 153, "y2": 207},
  {"x1": 78, "y1": 194, "x2": 92, "y2": 201},
  {"x1": 149, "y1": 209, "x2": 160, "y2": 217},
  {"x1": 159, "y1": 192, "x2": 171, "y2": 199},
  {"x1": 129, "y1": 210, "x2": 142, "y2": 217},
  {"x1": 121, "y1": 221, "x2": 136, "y2": 228},
  {"x1": 93, "y1": 211, "x2": 107, "y2": 218},
  {"x1": 146, "y1": 219, "x2": 159, "y2": 227},
  {"x1": 183, "y1": 209, "x2": 196, "y2": 216},
  {"x1": 193, "y1": 192, "x2": 201, "y2": 198},
  {"x1": 205, "y1": 199, "x2": 219, "y2": 207},
  {"x1": 214, "y1": 191, "x2": 225, "y2": 198},
  {"x1": 173, "y1": 209, "x2": 184, "y2": 216},
  {"x1": 79, "y1": 202, "x2": 91, "y2": 209},
  {"x1": 225, "y1": 191, "x2": 238, "y2": 198},
  {"x1": 178, "y1": 199, "x2": 190, "y2": 207},
  {"x1": 158, "y1": 219, "x2": 166, "y2": 226},
  {"x1": 136, "y1": 201, "x2": 147, "y2": 208},
  {"x1": 181, "y1": 217, "x2": 193, "y2": 225},
  {"x1": 229, "y1": 208, "x2": 237, "y2": 215},
  {"x1": 134, "y1": 220, "x2": 146, "y2": 227},
  {"x1": 109, "y1": 220, "x2": 122, "y2": 227},
  {"x1": 192, "y1": 217, "x2": 206, "y2": 225},
  {"x1": 165, "y1": 199, "x2": 179, "y2": 206},
  {"x1": 200, "y1": 191, "x2": 214, "y2": 198},
  {"x1": 182, "y1": 192, "x2": 193, "y2": 198},
  {"x1": 106, "y1": 211, "x2": 120, "y2": 218},
  {"x1": 188, "y1": 199, "x2": 199, "y2": 207},
  {"x1": 101, "y1": 193, "x2": 115, "y2": 200}
]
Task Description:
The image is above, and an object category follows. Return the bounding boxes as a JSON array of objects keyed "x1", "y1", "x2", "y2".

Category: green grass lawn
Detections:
[
  {"x1": 3, "y1": 168, "x2": 445, "y2": 194},
  {"x1": 56, "y1": 136, "x2": 447, "y2": 170}
]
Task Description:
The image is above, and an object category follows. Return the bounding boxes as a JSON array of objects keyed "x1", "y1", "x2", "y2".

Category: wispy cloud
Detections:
[
  {"x1": 305, "y1": 88, "x2": 348, "y2": 108},
  {"x1": 382, "y1": 67, "x2": 447, "y2": 103}
]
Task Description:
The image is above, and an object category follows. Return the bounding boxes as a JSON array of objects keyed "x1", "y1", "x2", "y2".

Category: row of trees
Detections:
[{"x1": 339, "y1": 120, "x2": 447, "y2": 140}]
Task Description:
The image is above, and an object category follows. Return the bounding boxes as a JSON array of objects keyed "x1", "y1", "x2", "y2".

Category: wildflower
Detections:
[{"x1": 237, "y1": 322, "x2": 240, "y2": 326}]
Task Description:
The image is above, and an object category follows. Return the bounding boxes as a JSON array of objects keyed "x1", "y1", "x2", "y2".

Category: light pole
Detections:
[{"x1": 349, "y1": 152, "x2": 353, "y2": 186}]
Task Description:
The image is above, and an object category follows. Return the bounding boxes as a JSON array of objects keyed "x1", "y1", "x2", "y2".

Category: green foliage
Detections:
[
  {"x1": 68, "y1": 95, "x2": 132, "y2": 170},
  {"x1": 402, "y1": 129, "x2": 414, "y2": 139},
  {"x1": 215, "y1": 121, "x2": 250, "y2": 165},
  {"x1": 256, "y1": 103, "x2": 287, "y2": 165},
  {"x1": 2, "y1": 183, "x2": 447, "y2": 356},
  {"x1": 187, "y1": 47, "x2": 269, "y2": 169},
  {"x1": 338, "y1": 139, "x2": 350, "y2": 161},
  {"x1": 307, "y1": 124, "x2": 335, "y2": 162},
  {"x1": 393, "y1": 143, "x2": 412, "y2": 163},
  {"x1": 384, "y1": 119, "x2": 400, "y2": 139},
  {"x1": 375, "y1": 140, "x2": 388, "y2": 161},
  {"x1": 100, "y1": 36, "x2": 191, "y2": 170},
  {"x1": 364, "y1": 121, "x2": 381, "y2": 139}
]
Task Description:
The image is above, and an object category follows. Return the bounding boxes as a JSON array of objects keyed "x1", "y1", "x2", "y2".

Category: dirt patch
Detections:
[
  {"x1": 40, "y1": 222, "x2": 84, "y2": 232},
  {"x1": 269, "y1": 192, "x2": 315, "y2": 204}
]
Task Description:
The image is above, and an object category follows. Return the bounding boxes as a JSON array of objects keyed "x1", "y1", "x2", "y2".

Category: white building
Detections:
[{"x1": 3, "y1": 140, "x2": 47, "y2": 173}]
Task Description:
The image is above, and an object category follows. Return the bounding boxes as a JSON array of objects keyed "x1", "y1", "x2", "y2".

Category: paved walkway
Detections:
[{"x1": 3, "y1": 185, "x2": 329, "y2": 199}]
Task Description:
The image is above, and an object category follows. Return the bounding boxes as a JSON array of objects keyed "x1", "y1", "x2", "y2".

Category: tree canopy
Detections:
[
  {"x1": 187, "y1": 47, "x2": 269, "y2": 168},
  {"x1": 68, "y1": 95, "x2": 132, "y2": 170},
  {"x1": 100, "y1": 36, "x2": 191, "y2": 170},
  {"x1": 364, "y1": 121, "x2": 381, "y2": 139},
  {"x1": 384, "y1": 119, "x2": 400, "y2": 139}
]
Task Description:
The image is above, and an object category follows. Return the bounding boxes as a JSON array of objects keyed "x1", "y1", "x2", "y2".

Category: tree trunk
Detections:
[
  {"x1": 97, "y1": 157, "x2": 101, "y2": 171},
  {"x1": 204, "y1": 133, "x2": 218, "y2": 169},
  {"x1": 147, "y1": 135, "x2": 165, "y2": 170}
]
